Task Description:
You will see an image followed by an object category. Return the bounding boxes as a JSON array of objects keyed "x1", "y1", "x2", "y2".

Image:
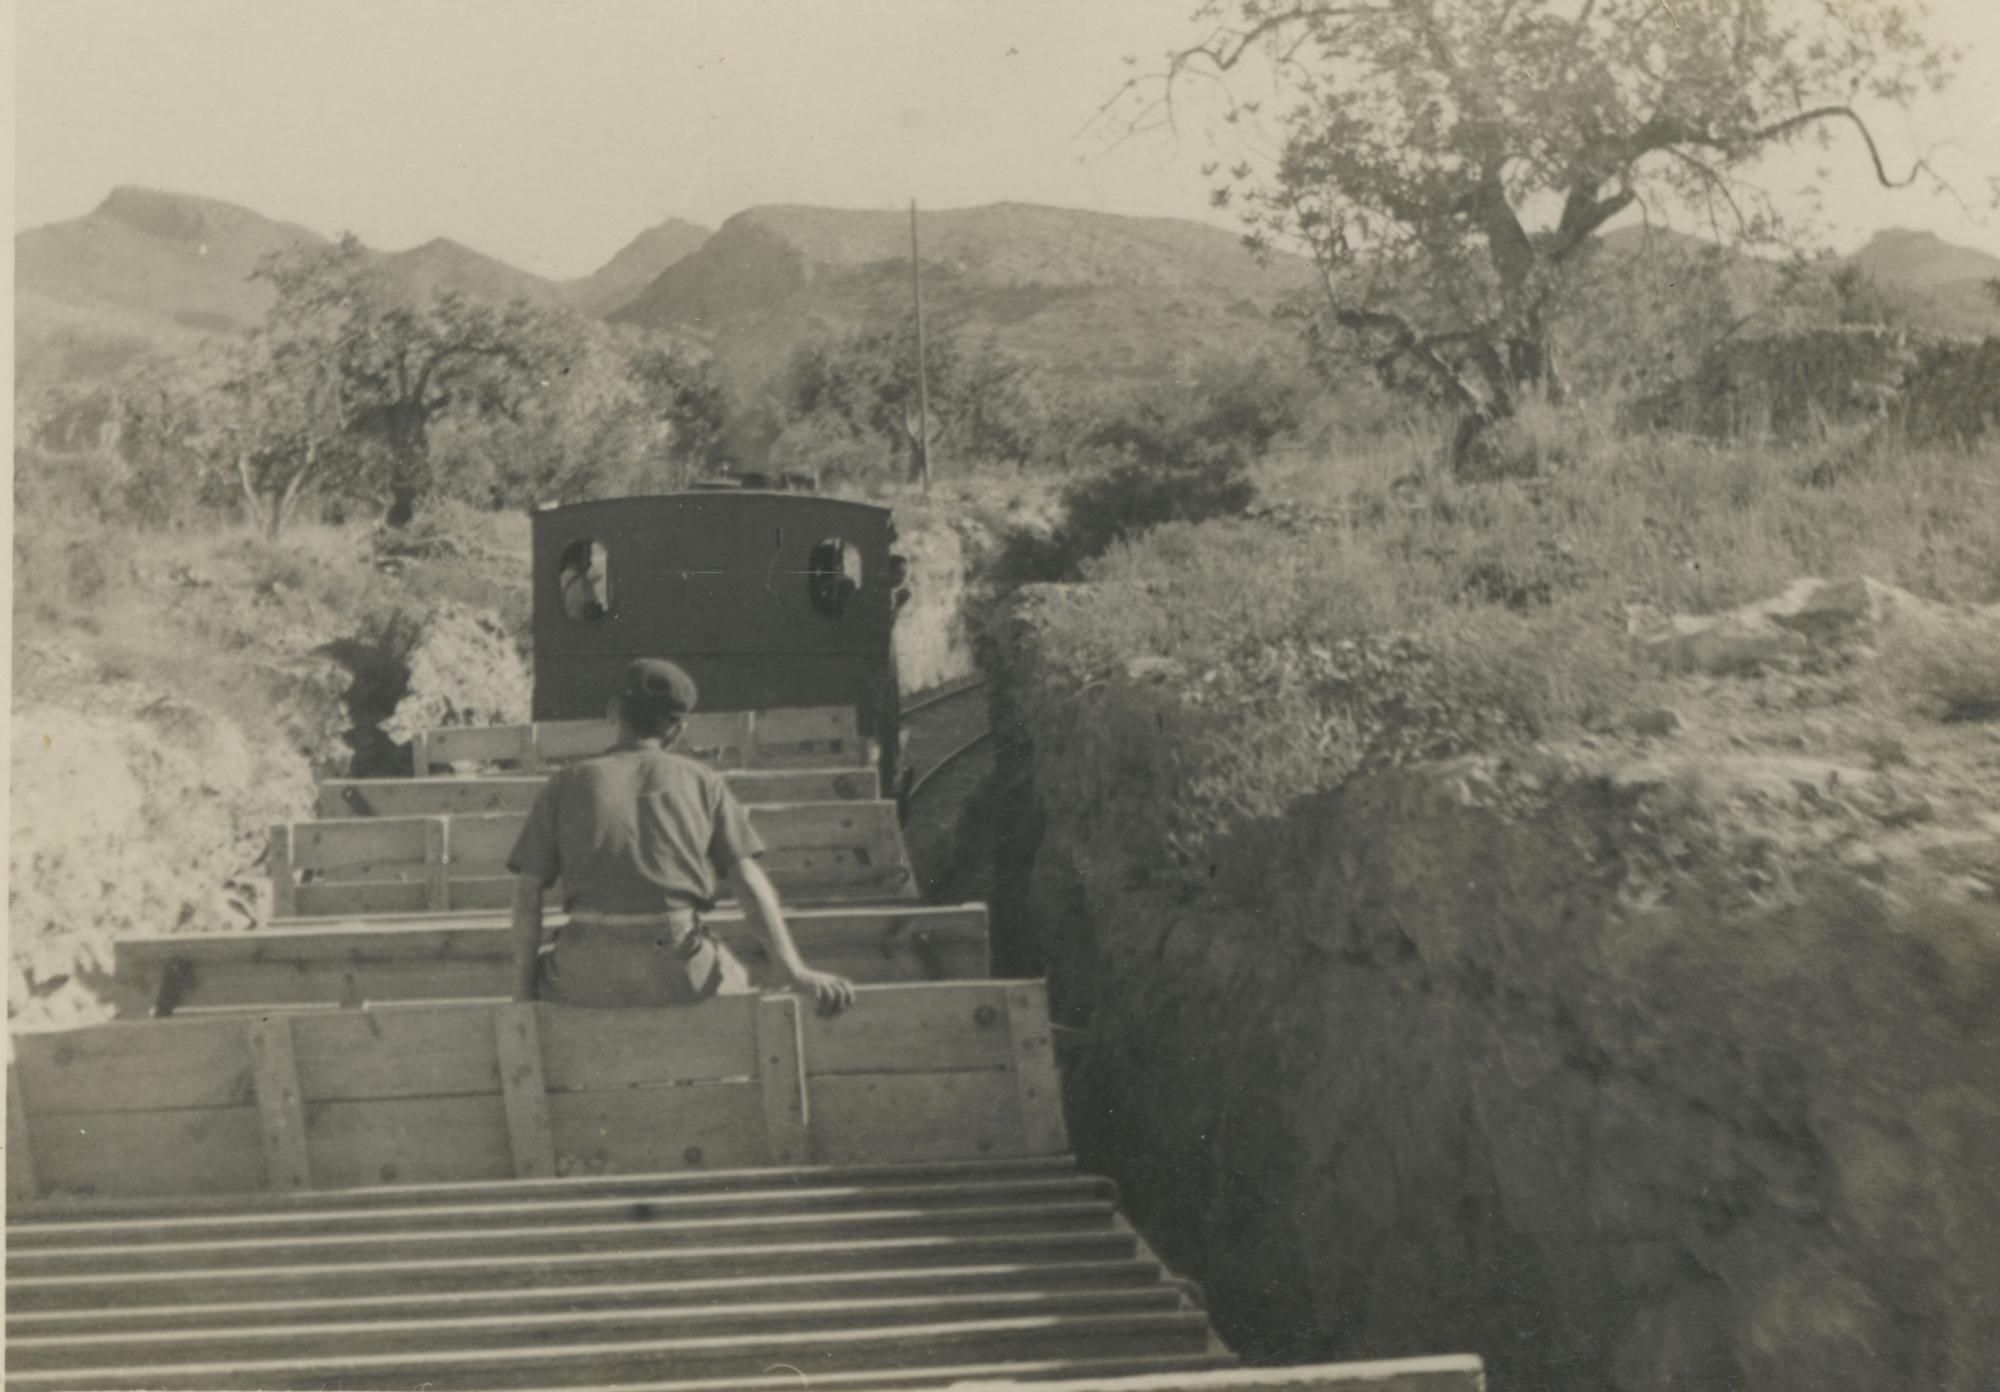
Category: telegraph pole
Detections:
[{"x1": 909, "y1": 199, "x2": 933, "y2": 492}]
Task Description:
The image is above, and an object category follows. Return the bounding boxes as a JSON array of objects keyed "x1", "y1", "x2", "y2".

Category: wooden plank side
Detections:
[
  {"x1": 750, "y1": 707, "x2": 867, "y2": 768},
  {"x1": 755, "y1": 996, "x2": 808, "y2": 1166},
  {"x1": 114, "y1": 907, "x2": 990, "y2": 1013},
  {"x1": 732, "y1": 768, "x2": 881, "y2": 803},
  {"x1": 531, "y1": 719, "x2": 617, "y2": 762},
  {"x1": 950, "y1": 1358, "x2": 1488, "y2": 1392},
  {"x1": 425, "y1": 817, "x2": 451, "y2": 912},
  {"x1": 291, "y1": 818, "x2": 434, "y2": 875},
  {"x1": 247, "y1": 1017, "x2": 311, "y2": 1191},
  {"x1": 441, "y1": 812, "x2": 526, "y2": 875},
  {"x1": 1005, "y1": 984, "x2": 1071, "y2": 1156},
  {"x1": 306, "y1": 1095, "x2": 513, "y2": 1189},
  {"x1": 290, "y1": 879, "x2": 432, "y2": 918},
  {"x1": 748, "y1": 801, "x2": 902, "y2": 849},
  {"x1": 30, "y1": 1107, "x2": 266, "y2": 1199},
  {"x1": 753, "y1": 707, "x2": 862, "y2": 743},
  {"x1": 319, "y1": 769, "x2": 880, "y2": 819},
  {"x1": 8, "y1": 1063, "x2": 42, "y2": 1202},
  {"x1": 802, "y1": 983, "x2": 1017, "y2": 1076},
  {"x1": 538, "y1": 997, "x2": 758, "y2": 1091},
  {"x1": 809, "y1": 1070, "x2": 1031, "y2": 1165},
  {"x1": 547, "y1": 1084, "x2": 767, "y2": 1176},
  {"x1": 14, "y1": 1018, "x2": 255, "y2": 1113},
  {"x1": 414, "y1": 725, "x2": 531, "y2": 770},
  {"x1": 267, "y1": 825, "x2": 295, "y2": 920},
  {"x1": 318, "y1": 778, "x2": 543, "y2": 819},
  {"x1": 494, "y1": 1004, "x2": 556, "y2": 1179},
  {"x1": 290, "y1": 1005, "x2": 501, "y2": 1102}
]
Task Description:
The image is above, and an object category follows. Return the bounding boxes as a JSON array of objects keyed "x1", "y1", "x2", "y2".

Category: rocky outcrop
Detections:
[
  {"x1": 994, "y1": 576, "x2": 2000, "y2": 1391},
  {"x1": 379, "y1": 602, "x2": 532, "y2": 747},
  {"x1": 9, "y1": 693, "x2": 316, "y2": 1030}
]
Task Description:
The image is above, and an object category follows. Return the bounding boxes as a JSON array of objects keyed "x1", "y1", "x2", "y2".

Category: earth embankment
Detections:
[{"x1": 990, "y1": 575, "x2": 1999, "y2": 1391}]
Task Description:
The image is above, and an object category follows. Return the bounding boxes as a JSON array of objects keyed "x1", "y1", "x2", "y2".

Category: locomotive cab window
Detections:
[
  {"x1": 557, "y1": 539, "x2": 613, "y2": 622},
  {"x1": 807, "y1": 537, "x2": 863, "y2": 618}
]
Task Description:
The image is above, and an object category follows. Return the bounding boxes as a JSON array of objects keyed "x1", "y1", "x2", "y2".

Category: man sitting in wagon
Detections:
[{"x1": 507, "y1": 658, "x2": 855, "y2": 1015}]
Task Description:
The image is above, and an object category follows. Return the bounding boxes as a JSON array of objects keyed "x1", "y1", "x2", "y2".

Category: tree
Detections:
[
  {"x1": 1120, "y1": 0, "x2": 1956, "y2": 457},
  {"x1": 776, "y1": 320, "x2": 1035, "y2": 482},
  {"x1": 625, "y1": 340, "x2": 732, "y2": 486},
  {"x1": 256, "y1": 236, "x2": 581, "y2": 524}
]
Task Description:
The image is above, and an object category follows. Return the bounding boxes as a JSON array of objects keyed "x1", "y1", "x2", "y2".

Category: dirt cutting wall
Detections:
[{"x1": 992, "y1": 589, "x2": 2000, "y2": 1392}]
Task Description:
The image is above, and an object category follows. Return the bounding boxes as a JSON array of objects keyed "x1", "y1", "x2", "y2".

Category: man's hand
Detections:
[{"x1": 789, "y1": 967, "x2": 856, "y2": 1016}]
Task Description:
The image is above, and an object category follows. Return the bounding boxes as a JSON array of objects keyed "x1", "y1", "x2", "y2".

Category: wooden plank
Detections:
[
  {"x1": 802, "y1": 983, "x2": 1017, "y2": 1076},
  {"x1": 319, "y1": 778, "x2": 541, "y2": 819},
  {"x1": 538, "y1": 997, "x2": 758, "y2": 1091},
  {"x1": 425, "y1": 816, "x2": 450, "y2": 912},
  {"x1": 9, "y1": 1062, "x2": 42, "y2": 1202},
  {"x1": 113, "y1": 908, "x2": 990, "y2": 1014},
  {"x1": 749, "y1": 801, "x2": 901, "y2": 849},
  {"x1": 291, "y1": 818, "x2": 432, "y2": 875},
  {"x1": 1005, "y1": 984, "x2": 1071, "y2": 1156},
  {"x1": 290, "y1": 1006, "x2": 501, "y2": 1101},
  {"x1": 29, "y1": 1107, "x2": 267, "y2": 1199},
  {"x1": 443, "y1": 812, "x2": 526, "y2": 875},
  {"x1": 319, "y1": 768, "x2": 882, "y2": 819},
  {"x1": 14, "y1": 1018, "x2": 255, "y2": 1113},
  {"x1": 755, "y1": 996, "x2": 808, "y2": 1166},
  {"x1": 753, "y1": 707, "x2": 862, "y2": 743},
  {"x1": 291, "y1": 879, "x2": 430, "y2": 918},
  {"x1": 4, "y1": 1288, "x2": 1188, "y2": 1370},
  {"x1": 267, "y1": 824, "x2": 295, "y2": 920},
  {"x1": 944, "y1": 1360, "x2": 1491, "y2": 1392},
  {"x1": 413, "y1": 724, "x2": 531, "y2": 771},
  {"x1": 3, "y1": 1258, "x2": 1164, "y2": 1334},
  {"x1": 3, "y1": 1230, "x2": 1137, "y2": 1310},
  {"x1": 0, "y1": 1311, "x2": 1212, "y2": 1391},
  {"x1": 809, "y1": 1070, "x2": 1031, "y2": 1165},
  {"x1": 247, "y1": 1017, "x2": 311, "y2": 1192},
  {"x1": 531, "y1": 718, "x2": 618, "y2": 762},
  {"x1": 494, "y1": 1004, "x2": 556, "y2": 1179},
  {"x1": 305, "y1": 1095, "x2": 513, "y2": 1189},
  {"x1": 548, "y1": 1084, "x2": 767, "y2": 1176}
]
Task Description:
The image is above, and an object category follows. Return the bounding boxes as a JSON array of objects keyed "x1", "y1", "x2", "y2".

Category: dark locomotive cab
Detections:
[{"x1": 531, "y1": 492, "x2": 903, "y2": 781}]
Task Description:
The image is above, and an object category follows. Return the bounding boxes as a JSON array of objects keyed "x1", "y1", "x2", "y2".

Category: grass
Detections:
[
  {"x1": 11, "y1": 494, "x2": 534, "y2": 769},
  {"x1": 1013, "y1": 415, "x2": 2000, "y2": 857}
]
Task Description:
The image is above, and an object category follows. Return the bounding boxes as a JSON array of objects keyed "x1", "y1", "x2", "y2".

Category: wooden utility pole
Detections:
[{"x1": 909, "y1": 199, "x2": 933, "y2": 492}]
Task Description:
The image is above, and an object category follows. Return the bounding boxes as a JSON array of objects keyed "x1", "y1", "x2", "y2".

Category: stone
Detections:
[
  {"x1": 1629, "y1": 706, "x2": 1683, "y2": 738},
  {"x1": 1123, "y1": 655, "x2": 1185, "y2": 683}
]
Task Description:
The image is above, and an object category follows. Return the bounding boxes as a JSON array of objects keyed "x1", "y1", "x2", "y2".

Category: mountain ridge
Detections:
[{"x1": 17, "y1": 187, "x2": 1997, "y2": 397}]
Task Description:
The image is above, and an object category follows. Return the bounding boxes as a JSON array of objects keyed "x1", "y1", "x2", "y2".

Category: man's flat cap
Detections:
[{"x1": 621, "y1": 658, "x2": 699, "y2": 715}]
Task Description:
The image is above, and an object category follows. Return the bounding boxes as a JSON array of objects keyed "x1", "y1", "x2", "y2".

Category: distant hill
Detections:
[
  {"x1": 17, "y1": 186, "x2": 327, "y2": 334},
  {"x1": 1849, "y1": 227, "x2": 2000, "y2": 337},
  {"x1": 1852, "y1": 227, "x2": 2000, "y2": 291},
  {"x1": 564, "y1": 219, "x2": 710, "y2": 317},
  {"x1": 377, "y1": 236, "x2": 567, "y2": 309},
  {"x1": 609, "y1": 202, "x2": 1318, "y2": 401},
  {"x1": 1592, "y1": 222, "x2": 2000, "y2": 337}
]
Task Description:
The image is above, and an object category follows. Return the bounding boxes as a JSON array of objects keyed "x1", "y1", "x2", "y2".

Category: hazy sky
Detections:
[{"x1": 13, "y1": 0, "x2": 2000, "y2": 276}]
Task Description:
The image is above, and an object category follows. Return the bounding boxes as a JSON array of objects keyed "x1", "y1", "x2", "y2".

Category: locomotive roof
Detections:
[{"x1": 531, "y1": 492, "x2": 893, "y2": 521}]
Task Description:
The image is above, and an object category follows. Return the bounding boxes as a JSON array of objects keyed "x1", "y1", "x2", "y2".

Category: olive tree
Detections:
[
  {"x1": 256, "y1": 236, "x2": 581, "y2": 524},
  {"x1": 1117, "y1": 0, "x2": 1956, "y2": 454}
]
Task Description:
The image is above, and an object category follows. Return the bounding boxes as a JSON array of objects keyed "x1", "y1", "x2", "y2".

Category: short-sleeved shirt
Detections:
[{"x1": 506, "y1": 742, "x2": 764, "y2": 913}]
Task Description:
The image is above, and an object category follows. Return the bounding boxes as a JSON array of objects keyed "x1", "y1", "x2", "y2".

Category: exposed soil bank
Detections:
[{"x1": 991, "y1": 585, "x2": 2000, "y2": 1392}]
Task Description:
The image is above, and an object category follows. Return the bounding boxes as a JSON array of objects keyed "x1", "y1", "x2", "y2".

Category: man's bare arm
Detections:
[
  {"x1": 511, "y1": 874, "x2": 546, "y2": 1002},
  {"x1": 726, "y1": 858, "x2": 855, "y2": 1015}
]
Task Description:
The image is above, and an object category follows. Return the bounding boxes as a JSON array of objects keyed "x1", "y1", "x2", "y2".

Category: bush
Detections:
[{"x1": 1011, "y1": 426, "x2": 2000, "y2": 865}]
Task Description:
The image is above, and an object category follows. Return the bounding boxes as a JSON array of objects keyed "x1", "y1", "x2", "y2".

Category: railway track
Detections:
[{"x1": 900, "y1": 676, "x2": 994, "y2": 804}]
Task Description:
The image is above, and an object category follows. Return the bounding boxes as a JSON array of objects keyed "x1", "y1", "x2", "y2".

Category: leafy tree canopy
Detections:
[{"x1": 1117, "y1": 0, "x2": 1957, "y2": 444}]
